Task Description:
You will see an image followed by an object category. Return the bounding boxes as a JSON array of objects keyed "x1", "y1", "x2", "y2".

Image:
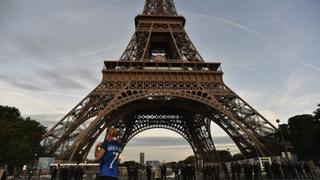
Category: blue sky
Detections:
[{"x1": 0, "y1": 0, "x2": 319, "y2": 162}]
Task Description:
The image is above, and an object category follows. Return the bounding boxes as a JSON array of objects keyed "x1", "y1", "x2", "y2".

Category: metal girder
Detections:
[
  {"x1": 43, "y1": 66, "x2": 280, "y2": 161},
  {"x1": 143, "y1": 0, "x2": 178, "y2": 16}
]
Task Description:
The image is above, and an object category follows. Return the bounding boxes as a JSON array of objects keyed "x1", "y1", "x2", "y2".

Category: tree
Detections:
[
  {"x1": 287, "y1": 114, "x2": 314, "y2": 146},
  {"x1": 119, "y1": 161, "x2": 142, "y2": 168},
  {"x1": 284, "y1": 104, "x2": 320, "y2": 160},
  {"x1": 217, "y1": 150, "x2": 232, "y2": 162},
  {"x1": 314, "y1": 104, "x2": 320, "y2": 121},
  {"x1": 232, "y1": 153, "x2": 245, "y2": 161},
  {"x1": 177, "y1": 155, "x2": 196, "y2": 166},
  {"x1": 165, "y1": 161, "x2": 178, "y2": 169},
  {"x1": 178, "y1": 155, "x2": 195, "y2": 165},
  {"x1": 0, "y1": 105, "x2": 46, "y2": 174}
]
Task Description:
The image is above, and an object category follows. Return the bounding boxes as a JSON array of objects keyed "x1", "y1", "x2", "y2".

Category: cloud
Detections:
[
  {"x1": 6, "y1": 79, "x2": 42, "y2": 91},
  {"x1": 185, "y1": 11, "x2": 271, "y2": 44},
  {"x1": 0, "y1": 68, "x2": 87, "y2": 94},
  {"x1": 302, "y1": 62, "x2": 320, "y2": 72},
  {"x1": 55, "y1": 45, "x2": 121, "y2": 61},
  {"x1": 223, "y1": 62, "x2": 271, "y2": 67},
  {"x1": 38, "y1": 69, "x2": 86, "y2": 90},
  {"x1": 27, "y1": 113, "x2": 64, "y2": 127},
  {"x1": 0, "y1": 83, "x2": 82, "y2": 99},
  {"x1": 276, "y1": 44, "x2": 320, "y2": 97}
]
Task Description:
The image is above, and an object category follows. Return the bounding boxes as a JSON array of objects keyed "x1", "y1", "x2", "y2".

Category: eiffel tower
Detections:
[{"x1": 42, "y1": 0, "x2": 280, "y2": 163}]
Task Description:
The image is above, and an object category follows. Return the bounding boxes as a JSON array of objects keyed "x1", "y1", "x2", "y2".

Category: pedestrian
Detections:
[
  {"x1": 253, "y1": 162, "x2": 261, "y2": 180},
  {"x1": 146, "y1": 164, "x2": 152, "y2": 180},
  {"x1": 51, "y1": 166, "x2": 58, "y2": 180},
  {"x1": 203, "y1": 165, "x2": 208, "y2": 180},
  {"x1": 1, "y1": 170, "x2": 7, "y2": 180},
  {"x1": 127, "y1": 166, "x2": 133, "y2": 180},
  {"x1": 160, "y1": 165, "x2": 166, "y2": 180},
  {"x1": 234, "y1": 162, "x2": 241, "y2": 180},
  {"x1": 208, "y1": 165, "x2": 214, "y2": 180},
  {"x1": 95, "y1": 128, "x2": 122, "y2": 180},
  {"x1": 287, "y1": 161, "x2": 297, "y2": 179},
  {"x1": 230, "y1": 162, "x2": 235, "y2": 180},
  {"x1": 214, "y1": 163, "x2": 220, "y2": 180},
  {"x1": 181, "y1": 165, "x2": 187, "y2": 180},
  {"x1": 303, "y1": 161, "x2": 314, "y2": 179},
  {"x1": 74, "y1": 166, "x2": 81, "y2": 180},
  {"x1": 263, "y1": 162, "x2": 272, "y2": 179},
  {"x1": 271, "y1": 160, "x2": 282, "y2": 179},
  {"x1": 222, "y1": 163, "x2": 229, "y2": 180},
  {"x1": 173, "y1": 166, "x2": 179, "y2": 180},
  {"x1": 154, "y1": 167, "x2": 161, "y2": 180},
  {"x1": 243, "y1": 162, "x2": 252, "y2": 180},
  {"x1": 295, "y1": 161, "x2": 305, "y2": 179},
  {"x1": 133, "y1": 165, "x2": 138, "y2": 180},
  {"x1": 190, "y1": 165, "x2": 196, "y2": 180}
]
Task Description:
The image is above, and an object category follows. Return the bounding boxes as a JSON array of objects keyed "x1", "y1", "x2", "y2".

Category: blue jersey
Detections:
[{"x1": 99, "y1": 141, "x2": 122, "y2": 177}]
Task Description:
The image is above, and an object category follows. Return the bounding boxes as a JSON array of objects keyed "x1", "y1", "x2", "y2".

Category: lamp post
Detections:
[{"x1": 276, "y1": 119, "x2": 289, "y2": 159}]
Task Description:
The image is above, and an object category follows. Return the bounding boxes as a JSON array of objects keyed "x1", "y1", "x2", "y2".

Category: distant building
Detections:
[
  {"x1": 146, "y1": 160, "x2": 160, "y2": 167},
  {"x1": 140, "y1": 152, "x2": 145, "y2": 165}
]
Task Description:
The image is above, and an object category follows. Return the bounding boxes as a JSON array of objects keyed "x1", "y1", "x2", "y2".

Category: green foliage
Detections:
[
  {"x1": 120, "y1": 161, "x2": 141, "y2": 167},
  {"x1": 283, "y1": 104, "x2": 320, "y2": 160},
  {"x1": 314, "y1": 104, "x2": 320, "y2": 121},
  {"x1": 217, "y1": 150, "x2": 232, "y2": 162},
  {"x1": 0, "y1": 106, "x2": 22, "y2": 121},
  {"x1": 165, "y1": 161, "x2": 178, "y2": 169},
  {"x1": 176, "y1": 155, "x2": 195, "y2": 166},
  {"x1": 0, "y1": 105, "x2": 46, "y2": 173},
  {"x1": 232, "y1": 153, "x2": 245, "y2": 161}
]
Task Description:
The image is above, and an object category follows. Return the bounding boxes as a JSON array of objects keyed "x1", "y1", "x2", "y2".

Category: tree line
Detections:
[
  {"x1": 278, "y1": 104, "x2": 320, "y2": 160},
  {"x1": 0, "y1": 105, "x2": 46, "y2": 174}
]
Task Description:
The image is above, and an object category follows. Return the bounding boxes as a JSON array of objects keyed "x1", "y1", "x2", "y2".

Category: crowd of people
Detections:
[
  {"x1": 142, "y1": 164, "x2": 196, "y2": 180},
  {"x1": 263, "y1": 160, "x2": 317, "y2": 179},
  {"x1": 202, "y1": 160, "x2": 319, "y2": 180},
  {"x1": 123, "y1": 160, "x2": 320, "y2": 180},
  {"x1": 50, "y1": 166, "x2": 84, "y2": 180},
  {"x1": 126, "y1": 166, "x2": 139, "y2": 180}
]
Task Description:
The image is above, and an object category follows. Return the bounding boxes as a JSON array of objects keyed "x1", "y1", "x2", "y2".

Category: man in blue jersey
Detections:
[{"x1": 95, "y1": 128, "x2": 122, "y2": 180}]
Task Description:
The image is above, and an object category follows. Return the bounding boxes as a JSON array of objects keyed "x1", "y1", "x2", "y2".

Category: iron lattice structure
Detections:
[{"x1": 42, "y1": 0, "x2": 281, "y2": 163}]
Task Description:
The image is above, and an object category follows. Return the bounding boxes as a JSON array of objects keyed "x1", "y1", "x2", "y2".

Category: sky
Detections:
[{"x1": 0, "y1": 0, "x2": 320, "y2": 162}]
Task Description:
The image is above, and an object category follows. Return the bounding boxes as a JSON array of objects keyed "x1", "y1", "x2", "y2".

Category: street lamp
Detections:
[{"x1": 276, "y1": 119, "x2": 289, "y2": 159}]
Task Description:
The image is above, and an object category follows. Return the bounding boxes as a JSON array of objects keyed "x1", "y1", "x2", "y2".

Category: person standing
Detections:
[
  {"x1": 253, "y1": 162, "x2": 262, "y2": 180},
  {"x1": 234, "y1": 162, "x2": 241, "y2": 180},
  {"x1": 1, "y1": 170, "x2": 7, "y2": 180},
  {"x1": 127, "y1": 166, "x2": 134, "y2": 180},
  {"x1": 214, "y1": 163, "x2": 220, "y2": 180},
  {"x1": 160, "y1": 165, "x2": 167, "y2": 180},
  {"x1": 95, "y1": 128, "x2": 122, "y2": 180},
  {"x1": 51, "y1": 166, "x2": 58, "y2": 180},
  {"x1": 222, "y1": 163, "x2": 229, "y2": 180},
  {"x1": 133, "y1": 165, "x2": 138, "y2": 180},
  {"x1": 263, "y1": 162, "x2": 272, "y2": 179},
  {"x1": 146, "y1": 164, "x2": 152, "y2": 180},
  {"x1": 173, "y1": 166, "x2": 179, "y2": 180}
]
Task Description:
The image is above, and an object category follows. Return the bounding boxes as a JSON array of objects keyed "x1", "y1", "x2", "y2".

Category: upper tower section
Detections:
[
  {"x1": 143, "y1": 0, "x2": 178, "y2": 16},
  {"x1": 119, "y1": 0, "x2": 204, "y2": 63}
]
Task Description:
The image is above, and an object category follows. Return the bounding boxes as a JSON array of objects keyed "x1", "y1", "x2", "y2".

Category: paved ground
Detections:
[
  {"x1": 118, "y1": 176, "x2": 320, "y2": 180},
  {"x1": 10, "y1": 174, "x2": 320, "y2": 180}
]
